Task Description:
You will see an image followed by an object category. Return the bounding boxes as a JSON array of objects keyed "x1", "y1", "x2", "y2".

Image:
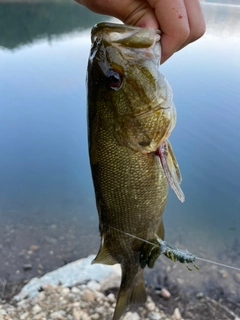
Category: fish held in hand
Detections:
[{"x1": 87, "y1": 22, "x2": 183, "y2": 320}]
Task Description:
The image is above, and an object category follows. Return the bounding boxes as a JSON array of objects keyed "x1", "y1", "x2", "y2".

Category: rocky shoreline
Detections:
[
  {"x1": 1, "y1": 255, "x2": 240, "y2": 320},
  {"x1": 0, "y1": 282, "x2": 179, "y2": 320},
  {"x1": 0, "y1": 256, "x2": 178, "y2": 320}
]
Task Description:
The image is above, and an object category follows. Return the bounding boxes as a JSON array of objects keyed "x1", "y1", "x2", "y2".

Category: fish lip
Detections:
[
  {"x1": 91, "y1": 22, "x2": 161, "y2": 48},
  {"x1": 91, "y1": 22, "x2": 142, "y2": 36},
  {"x1": 133, "y1": 105, "x2": 171, "y2": 119}
]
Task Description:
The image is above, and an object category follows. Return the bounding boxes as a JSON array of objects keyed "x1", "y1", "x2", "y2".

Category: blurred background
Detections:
[{"x1": 0, "y1": 0, "x2": 240, "y2": 305}]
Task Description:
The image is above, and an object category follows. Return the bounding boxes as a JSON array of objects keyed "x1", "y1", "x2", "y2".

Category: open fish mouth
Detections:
[
  {"x1": 91, "y1": 22, "x2": 161, "y2": 62},
  {"x1": 91, "y1": 22, "x2": 161, "y2": 48}
]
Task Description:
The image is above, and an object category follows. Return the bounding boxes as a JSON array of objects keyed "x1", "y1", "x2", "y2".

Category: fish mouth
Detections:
[
  {"x1": 132, "y1": 105, "x2": 171, "y2": 119},
  {"x1": 91, "y1": 22, "x2": 161, "y2": 49}
]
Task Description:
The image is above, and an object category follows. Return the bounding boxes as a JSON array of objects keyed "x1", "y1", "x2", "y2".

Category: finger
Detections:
[
  {"x1": 178, "y1": 0, "x2": 205, "y2": 50},
  {"x1": 123, "y1": 2, "x2": 159, "y2": 30},
  {"x1": 75, "y1": 0, "x2": 159, "y2": 29},
  {"x1": 147, "y1": 0, "x2": 190, "y2": 64}
]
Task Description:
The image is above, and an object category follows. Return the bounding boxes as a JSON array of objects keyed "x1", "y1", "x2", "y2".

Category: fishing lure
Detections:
[
  {"x1": 139, "y1": 234, "x2": 199, "y2": 271},
  {"x1": 155, "y1": 235, "x2": 200, "y2": 271},
  {"x1": 109, "y1": 225, "x2": 240, "y2": 272}
]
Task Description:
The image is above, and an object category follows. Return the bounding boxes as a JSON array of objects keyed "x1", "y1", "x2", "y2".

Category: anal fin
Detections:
[{"x1": 92, "y1": 241, "x2": 117, "y2": 265}]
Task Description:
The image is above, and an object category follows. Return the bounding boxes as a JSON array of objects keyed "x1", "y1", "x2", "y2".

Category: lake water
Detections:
[{"x1": 0, "y1": 0, "x2": 240, "y2": 301}]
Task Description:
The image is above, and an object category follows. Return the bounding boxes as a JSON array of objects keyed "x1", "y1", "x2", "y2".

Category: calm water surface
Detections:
[{"x1": 0, "y1": 0, "x2": 240, "y2": 295}]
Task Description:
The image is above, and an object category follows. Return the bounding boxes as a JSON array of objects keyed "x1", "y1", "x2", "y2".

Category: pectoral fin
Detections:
[
  {"x1": 140, "y1": 235, "x2": 161, "y2": 269},
  {"x1": 156, "y1": 140, "x2": 185, "y2": 202}
]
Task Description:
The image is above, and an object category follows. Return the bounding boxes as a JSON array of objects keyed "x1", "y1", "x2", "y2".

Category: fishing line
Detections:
[
  {"x1": 108, "y1": 225, "x2": 240, "y2": 272},
  {"x1": 109, "y1": 226, "x2": 157, "y2": 246},
  {"x1": 194, "y1": 257, "x2": 240, "y2": 271}
]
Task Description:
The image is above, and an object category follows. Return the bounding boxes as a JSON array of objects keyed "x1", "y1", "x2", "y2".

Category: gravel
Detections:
[
  {"x1": 0, "y1": 281, "x2": 178, "y2": 320},
  {"x1": 1, "y1": 254, "x2": 240, "y2": 320}
]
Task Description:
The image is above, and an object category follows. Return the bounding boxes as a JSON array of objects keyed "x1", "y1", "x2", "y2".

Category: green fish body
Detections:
[{"x1": 87, "y1": 22, "x2": 182, "y2": 320}]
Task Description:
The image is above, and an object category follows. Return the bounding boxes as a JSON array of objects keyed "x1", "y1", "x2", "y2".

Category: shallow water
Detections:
[{"x1": 0, "y1": 0, "x2": 240, "y2": 301}]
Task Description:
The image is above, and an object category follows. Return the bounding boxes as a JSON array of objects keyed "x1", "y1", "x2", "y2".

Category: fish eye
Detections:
[{"x1": 107, "y1": 69, "x2": 122, "y2": 90}]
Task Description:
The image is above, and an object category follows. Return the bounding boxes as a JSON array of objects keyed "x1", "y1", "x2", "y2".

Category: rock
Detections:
[
  {"x1": 71, "y1": 287, "x2": 81, "y2": 294},
  {"x1": 61, "y1": 287, "x2": 71, "y2": 295},
  {"x1": 82, "y1": 289, "x2": 95, "y2": 302},
  {"x1": 38, "y1": 291, "x2": 46, "y2": 300},
  {"x1": 32, "y1": 304, "x2": 42, "y2": 314},
  {"x1": 177, "y1": 278, "x2": 184, "y2": 285},
  {"x1": 72, "y1": 307, "x2": 81, "y2": 320},
  {"x1": 103, "y1": 301, "x2": 110, "y2": 308},
  {"x1": 69, "y1": 302, "x2": 81, "y2": 308},
  {"x1": 108, "y1": 307, "x2": 115, "y2": 314},
  {"x1": 50, "y1": 310, "x2": 66, "y2": 320},
  {"x1": 0, "y1": 310, "x2": 3, "y2": 320},
  {"x1": 20, "y1": 312, "x2": 29, "y2": 319},
  {"x1": 43, "y1": 283, "x2": 58, "y2": 292},
  {"x1": 33, "y1": 312, "x2": 47, "y2": 320},
  {"x1": 94, "y1": 290, "x2": 106, "y2": 300},
  {"x1": 219, "y1": 269, "x2": 228, "y2": 279},
  {"x1": 148, "y1": 311, "x2": 162, "y2": 320},
  {"x1": 173, "y1": 307, "x2": 182, "y2": 320},
  {"x1": 166, "y1": 265, "x2": 171, "y2": 272},
  {"x1": 87, "y1": 280, "x2": 101, "y2": 291},
  {"x1": 95, "y1": 306, "x2": 105, "y2": 314},
  {"x1": 122, "y1": 312, "x2": 140, "y2": 320},
  {"x1": 196, "y1": 292, "x2": 204, "y2": 299},
  {"x1": 18, "y1": 300, "x2": 29, "y2": 311},
  {"x1": 15, "y1": 255, "x2": 121, "y2": 301},
  {"x1": 159, "y1": 287, "x2": 171, "y2": 299},
  {"x1": 91, "y1": 314, "x2": 100, "y2": 319},
  {"x1": 107, "y1": 293, "x2": 116, "y2": 303},
  {"x1": 99, "y1": 265, "x2": 121, "y2": 291},
  {"x1": 146, "y1": 301, "x2": 156, "y2": 311},
  {"x1": 23, "y1": 264, "x2": 32, "y2": 271},
  {"x1": 74, "y1": 310, "x2": 91, "y2": 320},
  {"x1": 234, "y1": 273, "x2": 240, "y2": 284},
  {"x1": 0, "y1": 308, "x2": 6, "y2": 317},
  {"x1": 29, "y1": 245, "x2": 39, "y2": 252}
]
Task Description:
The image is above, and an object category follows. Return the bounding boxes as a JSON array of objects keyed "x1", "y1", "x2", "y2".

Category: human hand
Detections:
[{"x1": 75, "y1": 0, "x2": 205, "y2": 64}]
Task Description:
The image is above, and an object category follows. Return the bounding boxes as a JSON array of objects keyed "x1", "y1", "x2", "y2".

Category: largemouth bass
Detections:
[{"x1": 87, "y1": 22, "x2": 184, "y2": 320}]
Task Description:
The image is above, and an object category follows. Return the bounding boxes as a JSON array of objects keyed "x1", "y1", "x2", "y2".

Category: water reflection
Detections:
[
  {"x1": 161, "y1": 2, "x2": 240, "y2": 240},
  {"x1": 0, "y1": 0, "x2": 239, "y2": 304},
  {"x1": 202, "y1": 1, "x2": 240, "y2": 38},
  {"x1": 0, "y1": 1, "x2": 107, "y2": 50},
  {"x1": 1, "y1": 1, "x2": 240, "y2": 50}
]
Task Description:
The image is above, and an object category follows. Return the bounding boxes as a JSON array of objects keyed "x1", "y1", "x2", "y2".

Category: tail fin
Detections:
[{"x1": 113, "y1": 267, "x2": 146, "y2": 320}]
